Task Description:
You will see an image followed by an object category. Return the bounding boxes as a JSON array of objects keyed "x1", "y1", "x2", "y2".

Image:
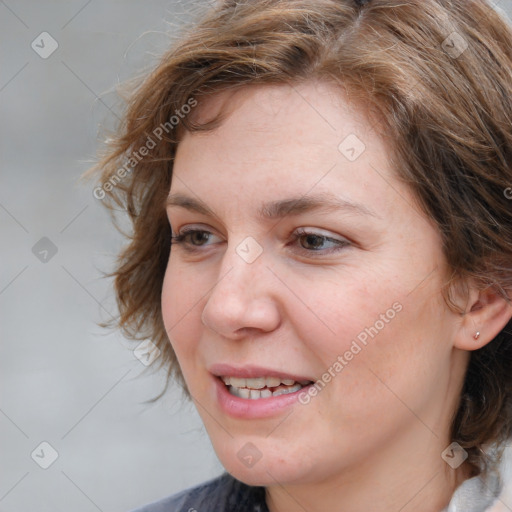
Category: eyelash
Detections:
[{"x1": 169, "y1": 227, "x2": 350, "y2": 256}]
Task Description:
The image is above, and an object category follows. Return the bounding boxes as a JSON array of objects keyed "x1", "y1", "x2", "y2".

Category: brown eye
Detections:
[
  {"x1": 170, "y1": 229, "x2": 218, "y2": 248},
  {"x1": 188, "y1": 231, "x2": 211, "y2": 246},
  {"x1": 298, "y1": 233, "x2": 326, "y2": 250},
  {"x1": 292, "y1": 228, "x2": 350, "y2": 255}
]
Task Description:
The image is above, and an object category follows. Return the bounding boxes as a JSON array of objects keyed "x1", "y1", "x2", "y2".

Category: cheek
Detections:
[
  {"x1": 319, "y1": 292, "x2": 450, "y2": 430},
  {"x1": 297, "y1": 268, "x2": 446, "y2": 398},
  {"x1": 291, "y1": 271, "x2": 401, "y2": 362},
  {"x1": 161, "y1": 260, "x2": 203, "y2": 369}
]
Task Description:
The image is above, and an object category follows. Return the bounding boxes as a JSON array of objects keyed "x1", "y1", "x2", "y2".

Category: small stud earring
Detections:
[{"x1": 473, "y1": 331, "x2": 481, "y2": 340}]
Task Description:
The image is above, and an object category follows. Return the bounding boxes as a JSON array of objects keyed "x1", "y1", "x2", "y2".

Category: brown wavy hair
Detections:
[{"x1": 82, "y1": 0, "x2": 512, "y2": 478}]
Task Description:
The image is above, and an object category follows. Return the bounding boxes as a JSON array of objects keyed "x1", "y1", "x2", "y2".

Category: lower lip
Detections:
[{"x1": 212, "y1": 375, "x2": 313, "y2": 419}]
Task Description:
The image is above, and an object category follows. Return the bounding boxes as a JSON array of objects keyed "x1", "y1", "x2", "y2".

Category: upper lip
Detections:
[{"x1": 209, "y1": 363, "x2": 315, "y2": 383}]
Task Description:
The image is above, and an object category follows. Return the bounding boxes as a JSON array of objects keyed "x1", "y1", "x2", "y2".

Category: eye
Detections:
[
  {"x1": 291, "y1": 228, "x2": 350, "y2": 255},
  {"x1": 170, "y1": 226, "x2": 350, "y2": 256},
  {"x1": 170, "y1": 228, "x2": 221, "y2": 249}
]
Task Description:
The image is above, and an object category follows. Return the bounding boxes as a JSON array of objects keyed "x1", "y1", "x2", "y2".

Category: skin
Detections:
[{"x1": 161, "y1": 80, "x2": 512, "y2": 512}]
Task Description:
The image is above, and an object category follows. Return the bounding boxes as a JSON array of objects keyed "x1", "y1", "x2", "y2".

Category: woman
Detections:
[{"x1": 85, "y1": 0, "x2": 512, "y2": 510}]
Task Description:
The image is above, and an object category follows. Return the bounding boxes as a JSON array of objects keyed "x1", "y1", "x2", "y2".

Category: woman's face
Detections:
[{"x1": 161, "y1": 81, "x2": 468, "y2": 490}]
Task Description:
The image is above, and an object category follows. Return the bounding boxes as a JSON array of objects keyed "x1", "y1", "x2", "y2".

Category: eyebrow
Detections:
[{"x1": 165, "y1": 192, "x2": 380, "y2": 220}]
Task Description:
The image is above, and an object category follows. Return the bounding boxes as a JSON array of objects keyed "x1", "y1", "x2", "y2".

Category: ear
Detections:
[{"x1": 454, "y1": 284, "x2": 512, "y2": 351}]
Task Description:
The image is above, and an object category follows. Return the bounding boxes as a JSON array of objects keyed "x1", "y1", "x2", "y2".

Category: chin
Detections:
[{"x1": 213, "y1": 441, "x2": 314, "y2": 487}]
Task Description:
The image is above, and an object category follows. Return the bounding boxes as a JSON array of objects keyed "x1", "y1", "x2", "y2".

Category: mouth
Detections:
[
  {"x1": 209, "y1": 364, "x2": 316, "y2": 418},
  {"x1": 219, "y1": 375, "x2": 314, "y2": 400}
]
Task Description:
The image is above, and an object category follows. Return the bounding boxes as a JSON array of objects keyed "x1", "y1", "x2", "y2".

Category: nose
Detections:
[{"x1": 200, "y1": 243, "x2": 281, "y2": 339}]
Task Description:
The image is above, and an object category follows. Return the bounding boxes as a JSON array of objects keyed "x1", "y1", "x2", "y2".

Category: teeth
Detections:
[
  {"x1": 260, "y1": 389, "x2": 272, "y2": 398},
  {"x1": 221, "y1": 375, "x2": 306, "y2": 389},
  {"x1": 265, "y1": 377, "x2": 281, "y2": 387},
  {"x1": 238, "y1": 387, "x2": 250, "y2": 399},
  {"x1": 228, "y1": 383, "x2": 304, "y2": 399},
  {"x1": 272, "y1": 384, "x2": 302, "y2": 396},
  {"x1": 229, "y1": 377, "x2": 246, "y2": 388},
  {"x1": 246, "y1": 377, "x2": 266, "y2": 389},
  {"x1": 223, "y1": 374, "x2": 310, "y2": 399}
]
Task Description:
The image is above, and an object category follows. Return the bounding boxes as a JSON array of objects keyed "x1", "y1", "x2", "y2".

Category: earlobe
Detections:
[{"x1": 454, "y1": 285, "x2": 512, "y2": 351}]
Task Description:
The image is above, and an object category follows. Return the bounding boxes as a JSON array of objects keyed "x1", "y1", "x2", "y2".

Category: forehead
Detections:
[
  {"x1": 185, "y1": 80, "x2": 373, "y2": 142},
  {"x1": 171, "y1": 80, "x2": 407, "y2": 221}
]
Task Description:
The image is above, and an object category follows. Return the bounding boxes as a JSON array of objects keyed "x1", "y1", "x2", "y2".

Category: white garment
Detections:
[{"x1": 442, "y1": 471, "x2": 502, "y2": 511}]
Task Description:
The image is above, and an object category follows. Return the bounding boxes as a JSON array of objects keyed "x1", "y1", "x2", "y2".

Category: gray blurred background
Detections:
[
  {"x1": 1, "y1": 1, "x2": 512, "y2": 511},
  {"x1": 0, "y1": 2, "x2": 224, "y2": 511}
]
